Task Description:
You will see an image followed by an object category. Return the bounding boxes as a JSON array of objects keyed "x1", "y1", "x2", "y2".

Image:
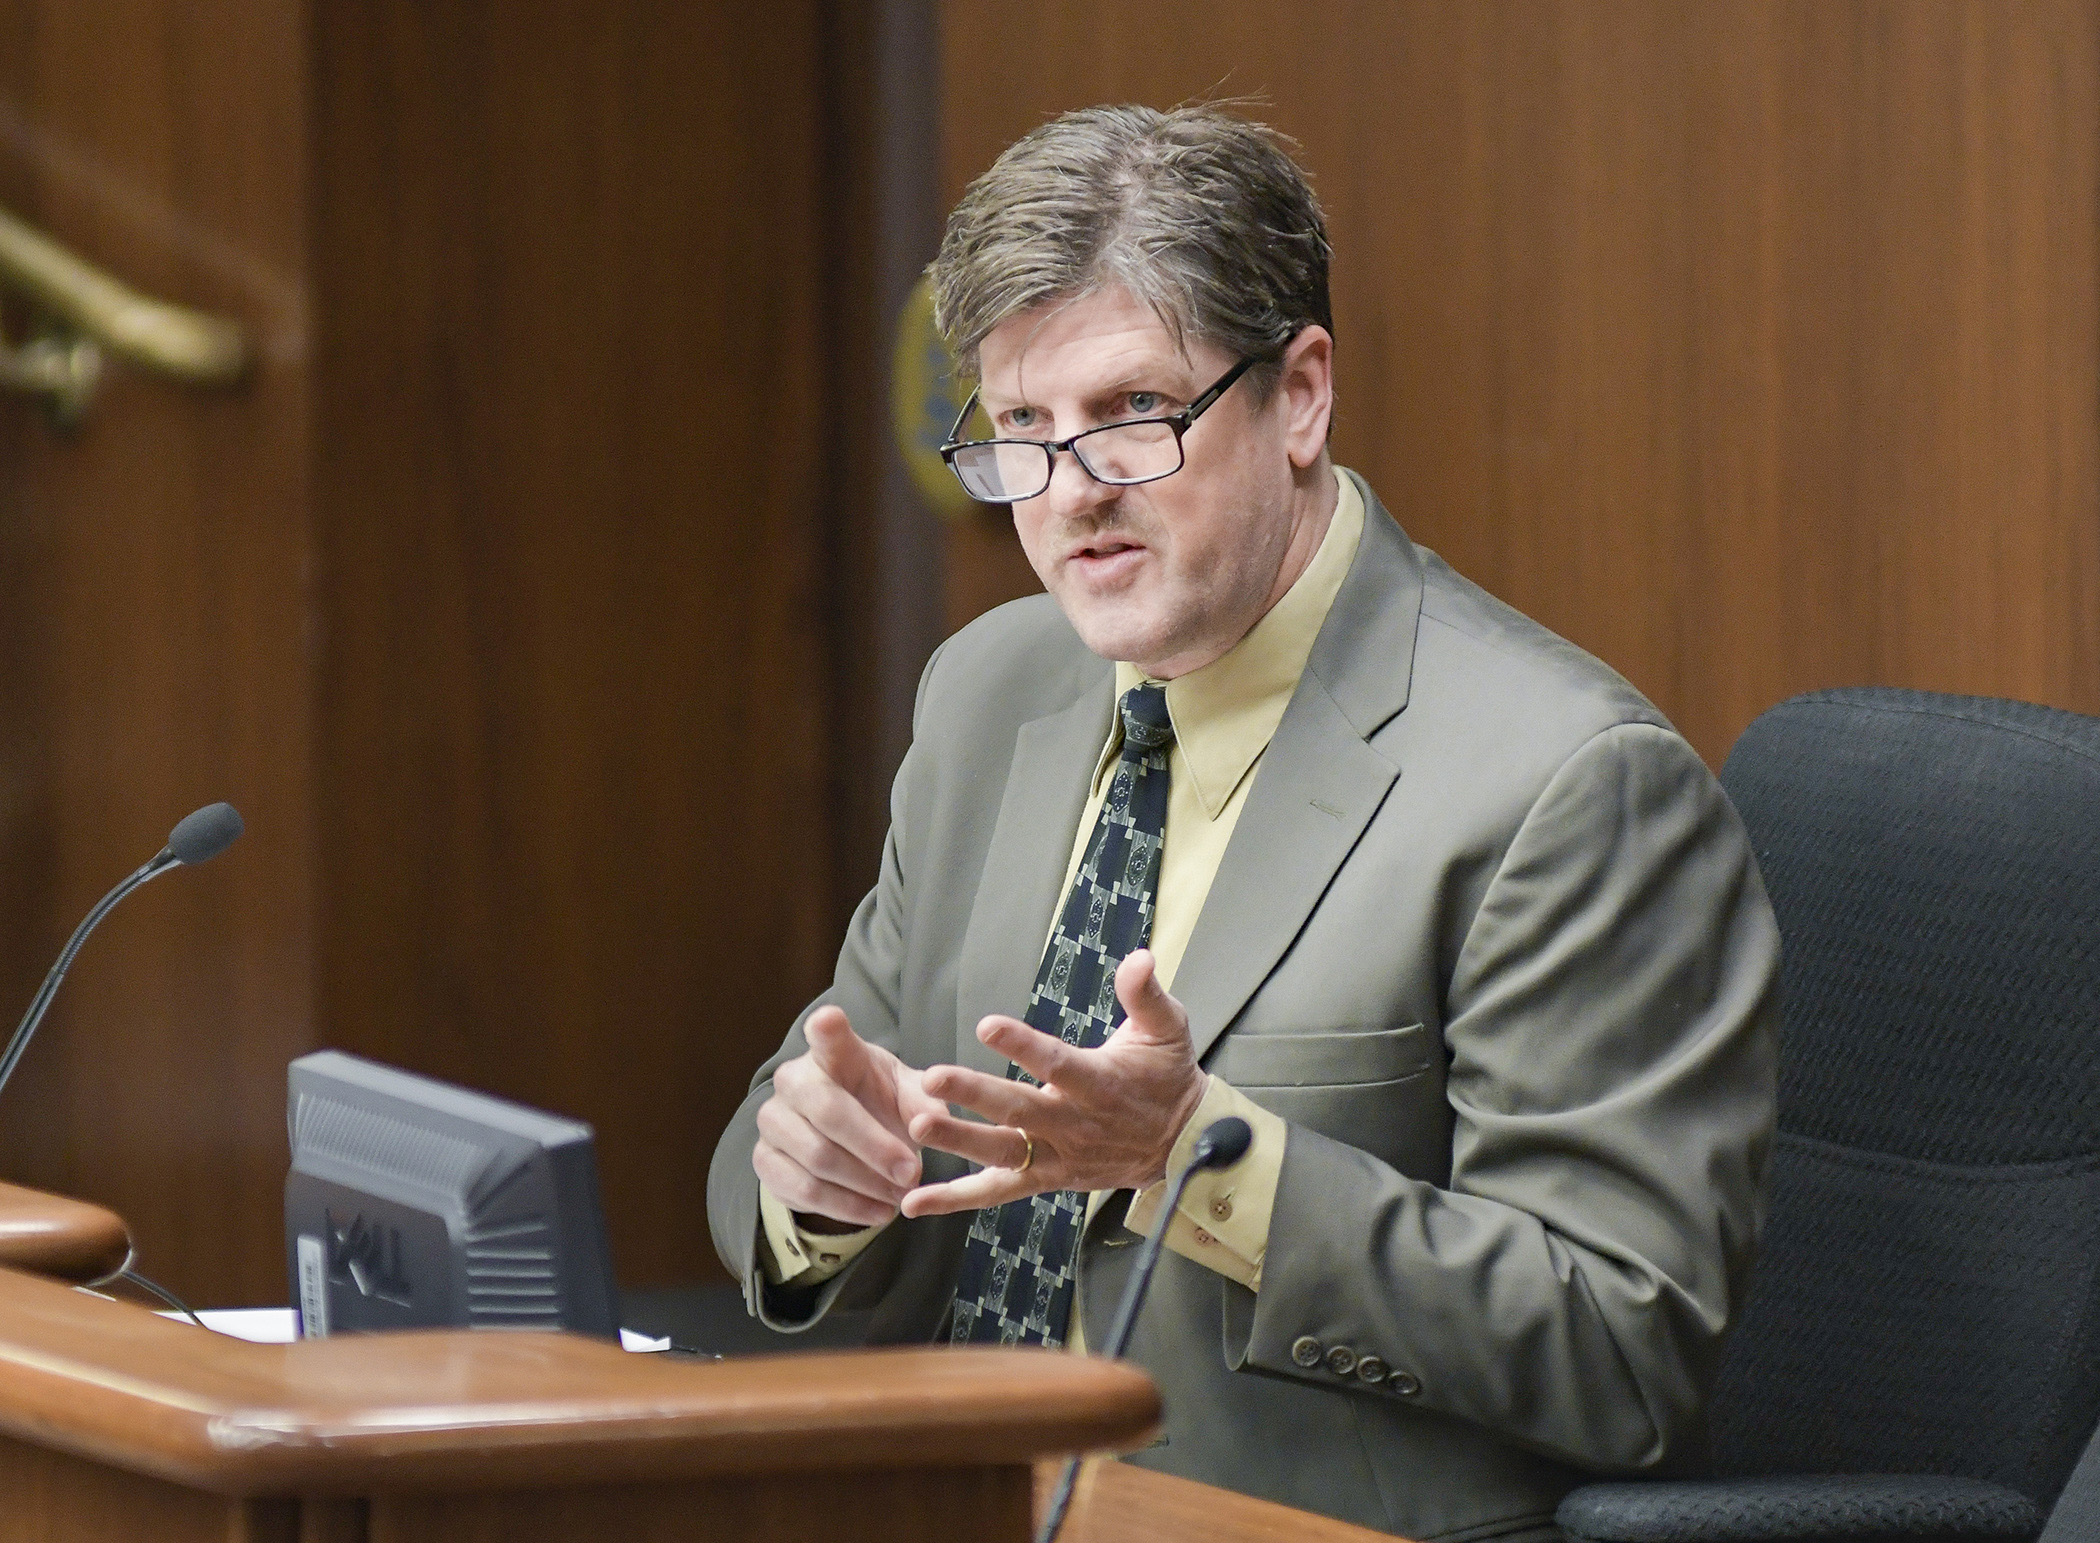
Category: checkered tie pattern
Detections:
[{"x1": 948, "y1": 683, "x2": 1175, "y2": 1347}]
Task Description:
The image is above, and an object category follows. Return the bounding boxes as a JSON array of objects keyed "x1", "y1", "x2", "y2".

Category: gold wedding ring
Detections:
[{"x1": 1015, "y1": 1128, "x2": 1035, "y2": 1172}]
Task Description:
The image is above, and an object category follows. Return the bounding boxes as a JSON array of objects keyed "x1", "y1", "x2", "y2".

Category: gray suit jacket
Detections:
[{"x1": 708, "y1": 474, "x2": 1779, "y2": 1541}]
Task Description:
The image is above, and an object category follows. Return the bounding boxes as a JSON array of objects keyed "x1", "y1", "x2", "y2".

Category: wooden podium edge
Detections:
[
  {"x1": 0, "y1": 1181, "x2": 130, "y2": 1283},
  {"x1": 0, "y1": 1263, "x2": 1159, "y2": 1495},
  {"x1": 1046, "y1": 1459, "x2": 1410, "y2": 1543},
  {"x1": 0, "y1": 1188, "x2": 1393, "y2": 1543}
]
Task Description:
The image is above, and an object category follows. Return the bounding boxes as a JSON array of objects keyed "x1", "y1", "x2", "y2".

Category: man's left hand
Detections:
[{"x1": 899, "y1": 948, "x2": 1208, "y2": 1217}]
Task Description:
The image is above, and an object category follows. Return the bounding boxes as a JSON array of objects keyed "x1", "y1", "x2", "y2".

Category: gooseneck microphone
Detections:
[
  {"x1": 1038, "y1": 1116, "x2": 1254, "y2": 1543},
  {"x1": 0, "y1": 802, "x2": 244, "y2": 1103}
]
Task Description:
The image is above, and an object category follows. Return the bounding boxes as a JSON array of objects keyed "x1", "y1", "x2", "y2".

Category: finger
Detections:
[
  {"x1": 975, "y1": 1015, "x2": 1099, "y2": 1095},
  {"x1": 772, "y1": 1069, "x2": 922, "y2": 1188},
  {"x1": 907, "y1": 1108, "x2": 1031, "y2": 1170},
  {"x1": 802, "y1": 1006, "x2": 872, "y2": 1085},
  {"x1": 920, "y1": 1063, "x2": 1048, "y2": 1128},
  {"x1": 898, "y1": 1167, "x2": 1038, "y2": 1218},
  {"x1": 1113, "y1": 949, "x2": 1191, "y2": 1045},
  {"x1": 895, "y1": 1064, "x2": 951, "y2": 1126},
  {"x1": 752, "y1": 1143, "x2": 898, "y2": 1228},
  {"x1": 757, "y1": 1097, "x2": 911, "y2": 1202}
]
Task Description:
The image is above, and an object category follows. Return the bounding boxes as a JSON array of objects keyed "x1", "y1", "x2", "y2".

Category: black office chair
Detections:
[
  {"x1": 2042, "y1": 1420, "x2": 2100, "y2": 1543},
  {"x1": 1560, "y1": 688, "x2": 2100, "y2": 1543}
]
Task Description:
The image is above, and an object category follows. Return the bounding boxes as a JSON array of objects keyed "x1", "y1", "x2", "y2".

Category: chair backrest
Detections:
[{"x1": 1713, "y1": 688, "x2": 2100, "y2": 1503}]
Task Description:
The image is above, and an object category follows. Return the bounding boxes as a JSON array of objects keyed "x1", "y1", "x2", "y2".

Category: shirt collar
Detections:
[{"x1": 1096, "y1": 469, "x2": 1367, "y2": 817}]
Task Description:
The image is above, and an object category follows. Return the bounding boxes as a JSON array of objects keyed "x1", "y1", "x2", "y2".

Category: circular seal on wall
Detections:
[{"x1": 890, "y1": 271, "x2": 978, "y2": 521}]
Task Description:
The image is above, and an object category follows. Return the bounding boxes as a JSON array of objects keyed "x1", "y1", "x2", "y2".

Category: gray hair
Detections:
[{"x1": 929, "y1": 103, "x2": 1332, "y2": 402}]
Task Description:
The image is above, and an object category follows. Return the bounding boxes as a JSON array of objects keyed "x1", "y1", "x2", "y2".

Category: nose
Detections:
[{"x1": 1038, "y1": 442, "x2": 1118, "y2": 523}]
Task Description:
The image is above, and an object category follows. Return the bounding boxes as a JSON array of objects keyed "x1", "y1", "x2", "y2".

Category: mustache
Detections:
[{"x1": 1054, "y1": 509, "x2": 1155, "y2": 549}]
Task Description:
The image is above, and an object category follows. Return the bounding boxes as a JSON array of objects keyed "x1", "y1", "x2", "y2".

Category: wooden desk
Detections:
[
  {"x1": 1049, "y1": 1458, "x2": 1402, "y2": 1543},
  {"x1": 0, "y1": 1182, "x2": 1396, "y2": 1543},
  {"x1": 0, "y1": 1261, "x2": 1157, "y2": 1543},
  {"x1": 0, "y1": 1178, "x2": 129, "y2": 1281}
]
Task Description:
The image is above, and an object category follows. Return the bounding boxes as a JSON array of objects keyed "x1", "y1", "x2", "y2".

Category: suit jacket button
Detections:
[
  {"x1": 1389, "y1": 1370, "x2": 1421, "y2": 1397},
  {"x1": 1291, "y1": 1335, "x2": 1323, "y2": 1368},
  {"x1": 1356, "y1": 1356, "x2": 1388, "y2": 1385},
  {"x1": 1324, "y1": 1345, "x2": 1358, "y2": 1376},
  {"x1": 1209, "y1": 1196, "x2": 1233, "y2": 1222}
]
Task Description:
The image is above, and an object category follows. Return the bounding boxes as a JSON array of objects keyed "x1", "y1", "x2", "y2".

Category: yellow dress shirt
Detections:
[{"x1": 758, "y1": 471, "x2": 1367, "y2": 1314}]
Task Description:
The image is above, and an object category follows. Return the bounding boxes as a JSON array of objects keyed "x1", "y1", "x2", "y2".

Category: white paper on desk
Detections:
[
  {"x1": 156, "y1": 1307, "x2": 672, "y2": 1352},
  {"x1": 161, "y1": 1307, "x2": 301, "y2": 1342}
]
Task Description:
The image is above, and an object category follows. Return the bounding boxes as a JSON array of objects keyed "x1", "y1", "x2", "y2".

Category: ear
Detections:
[{"x1": 1274, "y1": 326, "x2": 1335, "y2": 470}]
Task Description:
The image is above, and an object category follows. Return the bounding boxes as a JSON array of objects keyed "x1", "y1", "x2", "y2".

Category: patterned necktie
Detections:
[{"x1": 949, "y1": 683, "x2": 1175, "y2": 1347}]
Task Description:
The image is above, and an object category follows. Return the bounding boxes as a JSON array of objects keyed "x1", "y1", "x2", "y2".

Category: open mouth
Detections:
[
  {"x1": 1061, "y1": 530, "x2": 1151, "y2": 588},
  {"x1": 1074, "y1": 540, "x2": 1143, "y2": 563}
]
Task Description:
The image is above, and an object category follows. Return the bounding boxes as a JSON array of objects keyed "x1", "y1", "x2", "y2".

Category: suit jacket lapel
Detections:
[
  {"x1": 954, "y1": 675, "x2": 1114, "y2": 1074},
  {"x1": 1174, "y1": 477, "x2": 1425, "y2": 1064}
]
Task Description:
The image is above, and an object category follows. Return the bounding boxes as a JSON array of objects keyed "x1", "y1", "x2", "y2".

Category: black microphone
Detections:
[
  {"x1": 1037, "y1": 1116, "x2": 1254, "y2": 1543},
  {"x1": 0, "y1": 802, "x2": 244, "y2": 1101}
]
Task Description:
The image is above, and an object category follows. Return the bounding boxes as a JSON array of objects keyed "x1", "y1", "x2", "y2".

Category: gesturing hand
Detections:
[
  {"x1": 752, "y1": 1006, "x2": 950, "y2": 1229},
  {"x1": 899, "y1": 949, "x2": 1208, "y2": 1217}
]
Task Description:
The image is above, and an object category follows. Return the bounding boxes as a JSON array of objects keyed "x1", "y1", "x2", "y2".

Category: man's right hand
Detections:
[{"x1": 751, "y1": 1006, "x2": 945, "y2": 1230}]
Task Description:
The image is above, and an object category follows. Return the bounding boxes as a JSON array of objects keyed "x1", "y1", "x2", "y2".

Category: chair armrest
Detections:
[{"x1": 1558, "y1": 1475, "x2": 2042, "y2": 1543}]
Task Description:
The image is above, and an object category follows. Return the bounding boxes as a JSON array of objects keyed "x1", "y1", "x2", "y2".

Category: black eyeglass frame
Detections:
[{"x1": 938, "y1": 354, "x2": 1259, "y2": 504}]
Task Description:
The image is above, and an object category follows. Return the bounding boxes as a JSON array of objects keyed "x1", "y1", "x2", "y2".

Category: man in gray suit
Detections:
[{"x1": 707, "y1": 104, "x2": 1778, "y2": 1541}]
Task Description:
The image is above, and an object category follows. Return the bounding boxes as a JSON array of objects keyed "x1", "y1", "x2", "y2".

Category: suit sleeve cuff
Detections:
[
  {"x1": 756, "y1": 1182, "x2": 884, "y2": 1288},
  {"x1": 1124, "y1": 1076, "x2": 1285, "y2": 1291}
]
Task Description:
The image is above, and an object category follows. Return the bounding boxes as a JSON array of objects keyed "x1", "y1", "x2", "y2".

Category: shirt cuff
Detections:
[
  {"x1": 756, "y1": 1182, "x2": 884, "y2": 1288},
  {"x1": 1124, "y1": 1075, "x2": 1285, "y2": 1291}
]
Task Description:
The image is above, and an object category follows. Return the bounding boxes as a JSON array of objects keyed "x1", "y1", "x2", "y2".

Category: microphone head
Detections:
[
  {"x1": 166, "y1": 802, "x2": 245, "y2": 865},
  {"x1": 1190, "y1": 1116, "x2": 1252, "y2": 1171}
]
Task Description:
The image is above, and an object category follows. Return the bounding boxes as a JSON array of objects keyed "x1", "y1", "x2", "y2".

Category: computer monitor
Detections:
[{"x1": 284, "y1": 1049, "x2": 619, "y2": 1339}]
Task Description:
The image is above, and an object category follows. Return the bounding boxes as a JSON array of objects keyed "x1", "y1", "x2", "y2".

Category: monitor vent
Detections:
[
  {"x1": 464, "y1": 1213, "x2": 562, "y2": 1325},
  {"x1": 293, "y1": 1091, "x2": 493, "y2": 1195}
]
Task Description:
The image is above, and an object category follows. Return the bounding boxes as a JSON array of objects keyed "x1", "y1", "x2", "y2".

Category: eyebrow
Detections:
[{"x1": 982, "y1": 366, "x2": 1189, "y2": 412}]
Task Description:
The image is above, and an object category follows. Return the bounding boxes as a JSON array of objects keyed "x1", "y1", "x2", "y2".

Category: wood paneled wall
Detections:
[
  {"x1": 0, "y1": 0, "x2": 318, "y2": 1303},
  {"x1": 938, "y1": 0, "x2": 2100, "y2": 763},
  {"x1": 0, "y1": 0, "x2": 855, "y2": 1302},
  {"x1": 2, "y1": 0, "x2": 2093, "y2": 1308},
  {"x1": 307, "y1": 6, "x2": 840, "y2": 1293}
]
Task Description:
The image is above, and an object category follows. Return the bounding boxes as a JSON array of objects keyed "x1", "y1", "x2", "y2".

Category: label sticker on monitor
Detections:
[{"x1": 296, "y1": 1234, "x2": 329, "y2": 1338}]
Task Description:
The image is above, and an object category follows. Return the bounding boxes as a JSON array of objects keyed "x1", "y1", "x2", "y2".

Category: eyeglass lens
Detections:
[{"x1": 949, "y1": 419, "x2": 1183, "y2": 502}]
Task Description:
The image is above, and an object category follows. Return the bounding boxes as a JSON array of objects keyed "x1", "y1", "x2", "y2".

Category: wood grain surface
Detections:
[
  {"x1": 0, "y1": 0, "x2": 319, "y2": 1305},
  {"x1": 9, "y1": 0, "x2": 2088, "y2": 1320},
  {"x1": 0, "y1": 1179, "x2": 128, "y2": 1281},
  {"x1": 0, "y1": 1197, "x2": 1332, "y2": 1543},
  {"x1": 1043, "y1": 1457, "x2": 1403, "y2": 1543},
  {"x1": 0, "y1": 1428, "x2": 1391, "y2": 1543},
  {"x1": 370, "y1": 1465, "x2": 1029, "y2": 1543},
  {"x1": 307, "y1": 4, "x2": 839, "y2": 1295},
  {"x1": 937, "y1": 0, "x2": 2100, "y2": 765},
  {"x1": 0, "y1": 0, "x2": 855, "y2": 1304},
  {"x1": 0, "y1": 1436, "x2": 297, "y2": 1543},
  {"x1": 0, "y1": 1263, "x2": 1158, "y2": 1495}
]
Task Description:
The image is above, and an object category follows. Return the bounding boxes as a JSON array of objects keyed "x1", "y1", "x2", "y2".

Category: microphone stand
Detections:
[
  {"x1": 1037, "y1": 1116, "x2": 1252, "y2": 1543},
  {"x1": 0, "y1": 800, "x2": 244, "y2": 1105},
  {"x1": 0, "y1": 850, "x2": 178, "y2": 1102}
]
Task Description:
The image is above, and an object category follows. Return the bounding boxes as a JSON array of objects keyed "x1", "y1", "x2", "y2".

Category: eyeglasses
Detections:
[{"x1": 939, "y1": 356, "x2": 1258, "y2": 505}]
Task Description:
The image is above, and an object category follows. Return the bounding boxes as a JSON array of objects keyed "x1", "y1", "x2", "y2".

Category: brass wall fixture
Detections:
[{"x1": 0, "y1": 204, "x2": 248, "y2": 426}]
